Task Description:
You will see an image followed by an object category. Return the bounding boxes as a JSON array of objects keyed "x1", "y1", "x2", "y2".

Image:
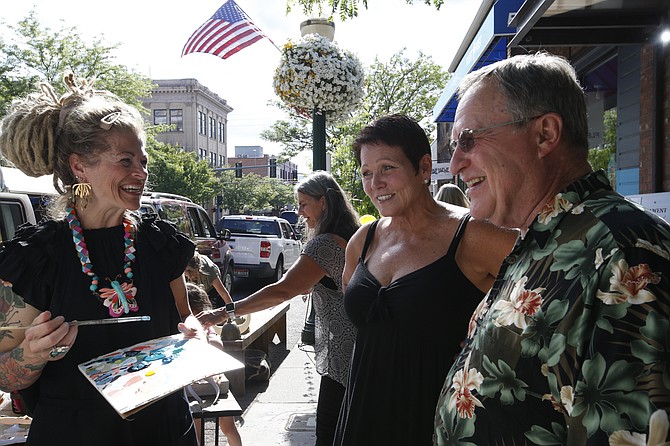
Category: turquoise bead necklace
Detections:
[{"x1": 66, "y1": 206, "x2": 139, "y2": 317}]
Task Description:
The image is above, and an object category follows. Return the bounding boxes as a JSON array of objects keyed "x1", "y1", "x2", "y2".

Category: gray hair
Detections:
[
  {"x1": 295, "y1": 170, "x2": 360, "y2": 242},
  {"x1": 457, "y1": 52, "x2": 589, "y2": 156}
]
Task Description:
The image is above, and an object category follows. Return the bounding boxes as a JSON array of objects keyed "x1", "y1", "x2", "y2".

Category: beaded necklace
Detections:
[{"x1": 66, "y1": 207, "x2": 139, "y2": 317}]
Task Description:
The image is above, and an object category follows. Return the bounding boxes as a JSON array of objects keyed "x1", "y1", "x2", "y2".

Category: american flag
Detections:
[{"x1": 181, "y1": 0, "x2": 273, "y2": 60}]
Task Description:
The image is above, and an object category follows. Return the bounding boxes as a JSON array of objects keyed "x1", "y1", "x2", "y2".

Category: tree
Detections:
[
  {"x1": 0, "y1": 10, "x2": 154, "y2": 116},
  {"x1": 146, "y1": 132, "x2": 219, "y2": 203},
  {"x1": 286, "y1": 0, "x2": 443, "y2": 19},
  {"x1": 588, "y1": 108, "x2": 617, "y2": 171}
]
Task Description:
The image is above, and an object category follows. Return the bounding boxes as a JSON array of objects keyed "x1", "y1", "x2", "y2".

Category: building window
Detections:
[
  {"x1": 210, "y1": 152, "x2": 217, "y2": 166},
  {"x1": 209, "y1": 117, "x2": 216, "y2": 139},
  {"x1": 199, "y1": 148, "x2": 207, "y2": 160},
  {"x1": 153, "y1": 109, "x2": 167, "y2": 126},
  {"x1": 219, "y1": 154, "x2": 224, "y2": 166},
  {"x1": 198, "y1": 112, "x2": 206, "y2": 135},
  {"x1": 218, "y1": 122, "x2": 225, "y2": 143},
  {"x1": 169, "y1": 109, "x2": 183, "y2": 132}
]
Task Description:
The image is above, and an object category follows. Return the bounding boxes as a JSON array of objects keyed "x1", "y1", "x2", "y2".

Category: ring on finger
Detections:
[{"x1": 49, "y1": 345, "x2": 69, "y2": 359}]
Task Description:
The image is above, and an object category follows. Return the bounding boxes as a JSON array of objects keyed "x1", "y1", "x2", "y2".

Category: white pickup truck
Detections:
[{"x1": 217, "y1": 215, "x2": 302, "y2": 282}]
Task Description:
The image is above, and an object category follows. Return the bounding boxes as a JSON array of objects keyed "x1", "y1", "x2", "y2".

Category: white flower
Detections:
[
  {"x1": 273, "y1": 34, "x2": 365, "y2": 121},
  {"x1": 609, "y1": 409, "x2": 670, "y2": 446}
]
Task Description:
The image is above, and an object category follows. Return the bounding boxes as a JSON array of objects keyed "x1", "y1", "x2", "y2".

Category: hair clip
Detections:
[{"x1": 100, "y1": 111, "x2": 122, "y2": 130}]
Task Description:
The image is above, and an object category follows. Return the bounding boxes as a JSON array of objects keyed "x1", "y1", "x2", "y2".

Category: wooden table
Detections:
[{"x1": 219, "y1": 302, "x2": 290, "y2": 397}]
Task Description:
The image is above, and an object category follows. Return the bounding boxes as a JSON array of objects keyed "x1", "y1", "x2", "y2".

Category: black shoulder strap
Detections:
[
  {"x1": 360, "y1": 220, "x2": 379, "y2": 262},
  {"x1": 446, "y1": 214, "x2": 472, "y2": 258}
]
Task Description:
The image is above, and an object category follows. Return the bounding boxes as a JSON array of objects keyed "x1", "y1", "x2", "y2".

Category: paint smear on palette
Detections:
[{"x1": 78, "y1": 334, "x2": 244, "y2": 418}]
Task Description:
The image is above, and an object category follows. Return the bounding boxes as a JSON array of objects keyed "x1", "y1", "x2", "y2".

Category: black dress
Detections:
[
  {"x1": 334, "y1": 215, "x2": 483, "y2": 446},
  {"x1": 0, "y1": 216, "x2": 197, "y2": 446}
]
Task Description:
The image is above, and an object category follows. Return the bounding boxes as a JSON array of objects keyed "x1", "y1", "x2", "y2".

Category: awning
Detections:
[{"x1": 433, "y1": 0, "x2": 524, "y2": 123}]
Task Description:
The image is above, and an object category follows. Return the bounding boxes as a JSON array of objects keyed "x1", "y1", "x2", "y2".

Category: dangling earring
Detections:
[
  {"x1": 423, "y1": 179, "x2": 430, "y2": 185},
  {"x1": 72, "y1": 176, "x2": 92, "y2": 209}
]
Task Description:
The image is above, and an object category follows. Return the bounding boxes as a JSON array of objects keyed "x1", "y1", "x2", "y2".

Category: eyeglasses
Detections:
[{"x1": 448, "y1": 116, "x2": 543, "y2": 156}]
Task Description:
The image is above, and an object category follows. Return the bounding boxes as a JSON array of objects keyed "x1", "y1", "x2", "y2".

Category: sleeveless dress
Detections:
[
  {"x1": 334, "y1": 215, "x2": 483, "y2": 446},
  {"x1": 0, "y1": 216, "x2": 197, "y2": 446}
]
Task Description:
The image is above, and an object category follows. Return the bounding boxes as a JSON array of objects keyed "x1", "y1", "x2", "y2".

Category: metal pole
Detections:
[{"x1": 312, "y1": 109, "x2": 327, "y2": 172}]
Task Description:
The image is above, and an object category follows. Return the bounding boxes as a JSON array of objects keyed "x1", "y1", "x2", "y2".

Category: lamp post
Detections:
[
  {"x1": 300, "y1": 18, "x2": 335, "y2": 173},
  {"x1": 298, "y1": 18, "x2": 335, "y2": 345}
]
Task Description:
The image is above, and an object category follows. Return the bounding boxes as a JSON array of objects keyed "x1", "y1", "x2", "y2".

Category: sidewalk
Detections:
[{"x1": 236, "y1": 343, "x2": 318, "y2": 445}]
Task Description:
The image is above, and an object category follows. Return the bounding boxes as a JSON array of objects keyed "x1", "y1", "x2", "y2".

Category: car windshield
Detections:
[
  {"x1": 221, "y1": 219, "x2": 279, "y2": 236},
  {"x1": 279, "y1": 212, "x2": 298, "y2": 224}
]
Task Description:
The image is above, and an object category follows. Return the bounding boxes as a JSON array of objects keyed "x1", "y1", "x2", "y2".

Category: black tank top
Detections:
[{"x1": 336, "y1": 214, "x2": 484, "y2": 446}]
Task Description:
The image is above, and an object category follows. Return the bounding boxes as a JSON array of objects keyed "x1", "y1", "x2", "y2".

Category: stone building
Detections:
[{"x1": 142, "y1": 78, "x2": 233, "y2": 168}]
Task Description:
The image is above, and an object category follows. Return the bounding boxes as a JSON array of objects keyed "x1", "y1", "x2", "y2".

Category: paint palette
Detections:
[{"x1": 78, "y1": 334, "x2": 244, "y2": 418}]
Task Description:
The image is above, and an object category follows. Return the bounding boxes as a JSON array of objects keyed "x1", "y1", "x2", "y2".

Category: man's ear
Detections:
[{"x1": 535, "y1": 113, "x2": 562, "y2": 159}]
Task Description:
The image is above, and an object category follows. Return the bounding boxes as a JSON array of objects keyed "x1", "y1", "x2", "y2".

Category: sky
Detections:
[{"x1": 3, "y1": 0, "x2": 480, "y2": 170}]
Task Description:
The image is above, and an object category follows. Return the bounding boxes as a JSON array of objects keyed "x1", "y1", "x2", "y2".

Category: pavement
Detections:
[{"x1": 236, "y1": 343, "x2": 319, "y2": 446}]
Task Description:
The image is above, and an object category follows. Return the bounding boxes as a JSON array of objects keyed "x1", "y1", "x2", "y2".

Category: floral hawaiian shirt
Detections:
[{"x1": 434, "y1": 170, "x2": 670, "y2": 445}]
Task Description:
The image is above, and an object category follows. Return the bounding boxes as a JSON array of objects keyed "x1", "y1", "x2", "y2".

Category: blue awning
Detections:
[{"x1": 433, "y1": 0, "x2": 524, "y2": 123}]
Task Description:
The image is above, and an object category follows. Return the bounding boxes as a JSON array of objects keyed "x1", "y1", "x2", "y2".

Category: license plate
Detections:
[{"x1": 234, "y1": 269, "x2": 248, "y2": 277}]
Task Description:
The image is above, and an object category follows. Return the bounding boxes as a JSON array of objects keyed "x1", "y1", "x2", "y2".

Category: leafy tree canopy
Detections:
[
  {"x1": 145, "y1": 128, "x2": 219, "y2": 203},
  {"x1": 286, "y1": 0, "x2": 443, "y2": 20},
  {"x1": 0, "y1": 10, "x2": 154, "y2": 116}
]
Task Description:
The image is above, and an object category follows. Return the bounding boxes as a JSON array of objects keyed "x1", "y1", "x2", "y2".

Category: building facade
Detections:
[
  {"x1": 142, "y1": 78, "x2": 233, "y2": 168},
  {"x1": 433, "y1": 0, "x2": 670, "y2": 198},
  {"x1": 228, "y1": 153, "x2": 298, "y2": 181}
]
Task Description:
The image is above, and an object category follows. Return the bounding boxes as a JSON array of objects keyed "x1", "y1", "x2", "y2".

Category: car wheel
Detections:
[
  {"x1": 223, "y1": 265, "x2": 234, "y2": 294},
  {"x1": 272, "y1": 257, "x2": 284, "y2": 283}
]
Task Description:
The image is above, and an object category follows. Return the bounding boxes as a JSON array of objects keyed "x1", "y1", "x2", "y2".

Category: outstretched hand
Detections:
[
  {"x1": 177, "y1": 314, "x2": 206, "y2": 341},
  {"x1": 194, "y1": 308, "x2": 225, "y2": 329}
]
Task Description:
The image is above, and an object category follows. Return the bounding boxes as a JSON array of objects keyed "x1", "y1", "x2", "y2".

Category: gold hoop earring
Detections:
[{"x1": 72, "y1": 177, "x2": 92, "y2": 208}]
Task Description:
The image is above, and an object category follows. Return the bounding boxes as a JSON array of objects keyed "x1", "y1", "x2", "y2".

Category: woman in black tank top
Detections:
[{"x1": 334, "y1": 114, "x2": 518, "y2": 446}]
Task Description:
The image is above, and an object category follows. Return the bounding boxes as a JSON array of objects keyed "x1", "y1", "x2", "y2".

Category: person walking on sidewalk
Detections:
[
  {"x1": 198, "y1": 170, "x2": 360, "y2": 446},
  {"x1": 334, "y1": 114, "x2": 517, "y2": 446}
]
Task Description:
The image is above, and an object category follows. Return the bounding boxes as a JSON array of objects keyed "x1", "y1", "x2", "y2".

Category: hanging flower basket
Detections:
[{"x1": 273, "y1": 34, "x2": 364, "y2": 122}]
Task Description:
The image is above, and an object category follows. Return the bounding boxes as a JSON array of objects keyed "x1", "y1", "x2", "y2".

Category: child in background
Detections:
[{"x1": 187, "y1": 283, "x2": 243, "y2": 446}]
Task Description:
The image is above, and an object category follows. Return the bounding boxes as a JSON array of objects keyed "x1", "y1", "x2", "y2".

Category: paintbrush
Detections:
[{"x1": 0, "y1": 315, "x2": 151, "y2": 330}]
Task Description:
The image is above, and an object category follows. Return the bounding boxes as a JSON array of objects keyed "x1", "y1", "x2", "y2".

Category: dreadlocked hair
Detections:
[{"x1": 0, "y1": 72, "x2": 145, "y2": 196}]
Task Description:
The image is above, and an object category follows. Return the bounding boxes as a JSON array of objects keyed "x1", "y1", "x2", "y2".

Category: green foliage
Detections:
[
  {"x1": 259, "y1": 101, "x2": 313, "y2": 161},
  {"x1": 588, "y1": 108, "x2": 617, "y2": 171},
  {"x1": 217, "y1": 171, "x2": 296, "y2": 215},
  {"x1": 286, "y1": 0, "x2": 444, "y2": 20},
  {"x1": 145, "y1": 131, "x2": 219, "y2": 203},
  {"x1": 0, "y1": 10, "x2": 154, "y2": 116}
]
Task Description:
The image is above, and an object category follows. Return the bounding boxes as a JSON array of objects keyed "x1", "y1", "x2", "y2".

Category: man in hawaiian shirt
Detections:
[{"x1": 434, "y1": 52, "x2": 670, "y2": 445}]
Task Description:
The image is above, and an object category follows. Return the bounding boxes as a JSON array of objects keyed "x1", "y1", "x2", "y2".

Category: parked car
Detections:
[
  {"x1": 217, "y1": 215, "x2": 302, "y2": 282},
  {"x1": 140, "y1": 193, "x2": 235, "y2": 292}
]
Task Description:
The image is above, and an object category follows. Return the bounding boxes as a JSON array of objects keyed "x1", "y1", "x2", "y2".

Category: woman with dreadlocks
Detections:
[{"x1": 0, "y1": 73, "x2": 203, "y2": 445}]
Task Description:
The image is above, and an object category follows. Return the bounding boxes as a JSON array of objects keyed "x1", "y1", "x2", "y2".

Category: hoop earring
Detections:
[{"x1": 72, "y1": 177, "x2": 92, "y2": 209}]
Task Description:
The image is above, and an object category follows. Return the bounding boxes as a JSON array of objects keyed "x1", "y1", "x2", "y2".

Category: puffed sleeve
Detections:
[
  {"x1": 0, "y1": 220, "x2": 65, "y2": 310},
  {"x1": 139, "y1": 216, "x2": 196, "y2": 280}
]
